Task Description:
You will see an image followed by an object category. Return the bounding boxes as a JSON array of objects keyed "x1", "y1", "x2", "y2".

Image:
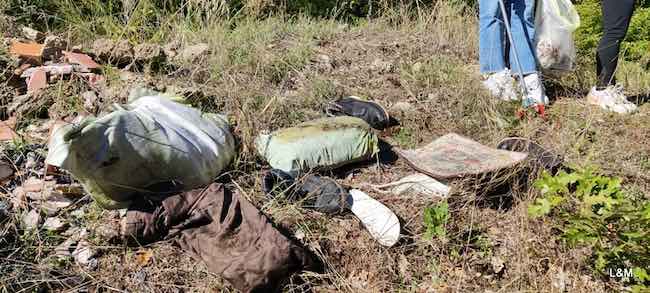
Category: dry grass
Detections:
[{"x1": 1, "y1": 1, "x2": 649, "y2": 292}]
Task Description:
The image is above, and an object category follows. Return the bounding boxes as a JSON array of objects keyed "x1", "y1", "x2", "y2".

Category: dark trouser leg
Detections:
[{"x1": 596, "y1": 0, "x2": 635, "y2": 87}]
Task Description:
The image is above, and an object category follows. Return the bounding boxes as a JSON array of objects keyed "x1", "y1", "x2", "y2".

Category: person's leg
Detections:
[
  {"x1": 510, "y1": 0, "x2": 548, "y2": 106},
  {"x1": 587, "y1": 0, "x2": 637, "y2": 114},
  {"x1": 508, "y1": 0, "x2": 537, "y2": 75},
  {"x1": 479, "y1": 0, "x2": 520, "y2": 101},
  {"x1": 479, "y1": 0, "x2": 507, "y2": 74},
  {"x1": 597, "y1": 0, "x2": 635, "y2": 87}
]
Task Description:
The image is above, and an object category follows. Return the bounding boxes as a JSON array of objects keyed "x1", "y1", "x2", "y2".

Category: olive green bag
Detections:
[{"x1": 255, "y1": 116, "x2": 379, "y2": 173}]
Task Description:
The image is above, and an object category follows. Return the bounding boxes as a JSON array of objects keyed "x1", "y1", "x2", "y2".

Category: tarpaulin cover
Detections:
[
  {"x1": 45, "y1": 96, "x2": 236, "y2": 209},
  {"x1": 398, "y1": 133, "x2": 527, "y2": 179},
  {"x1": 255, "y1": 116, "x2": 379, "y2": 173}
]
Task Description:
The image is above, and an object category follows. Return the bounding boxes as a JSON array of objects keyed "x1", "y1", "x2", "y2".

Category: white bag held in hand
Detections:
[
  {"x1": 46, "y1": 96, "x2": 236, "y2": 209},
  {"x1": 535, "y1": 0, "x2": 580, "y2": 72}
]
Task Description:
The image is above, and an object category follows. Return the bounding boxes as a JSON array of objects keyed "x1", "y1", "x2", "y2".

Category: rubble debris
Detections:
[
  {"x1": 9, "y1": 41, "x2": 44, "y2": 63},
  {"x1": 162, "y1": 41, "x2": 180, "y2": 59},
  {"x1": 312, "y1": 54, "x2": 334, "y2": 71},
  {"x1": 178, "y1": 43, "x2": 209, "y2": 63},
  {"x1": 22, "y1": 177, "x2": 46, "y2": 193},
  {"x1": 72, "y1": 239, "x2": 98, "y2": 269},
  {"x1": 54, "y1": 237, "x2": 76, "y2": 259},
  {"x1": 135, "y1": 249, "x2": 154, "y2": 267},
  {"x1": 113, "y1": 40, "x2": 134, "y2": 64},
  {"x1": 0, "y1": 201, "x2": 9, "y2": 222},
  {"x1": 21, "y1": 209, "x2": 41, "y2": 230},
  {"x1": 63, "y1": 51, "x2": 100, "y2": 71},
  {"x1": 20, "y1": 64, "x2": 74, "y2": 78},
  {"x1": 43, "y1": 217, "x2": 68, "y2": 232},
  {"x1": 92, "y1": 38, "x2": 133, "y2": 64},
  {"x1": 0, "y1": 117, "x2": 17, "y2": 141},
  {"x1": 42, "y1": 35, "x2": 67, "y2": 61},
  {"x1": 21, "y1": 27, "x2": 44, "y2": 41},
  {"x1": 134, "y1": 43, "x2": 163, "y2": 63},
  {"x1": 490, "y1": 256, "x2": 505, "y2": 275},
  {"x1": 390, "y1": 101, "x2": 414, "y2": 113},
  {"x1": 40, "y1": 191, "x2": 74, "y2": 215},
  {"x1": 0, "y1": 161, "x2": 13, "y2": 181},
  {"x1": 26, "y1": 68, "x2": 47, "y2": 93},
  {"x1": 91, "y1": 38, "x2": 114, "y2": 59},
  {"x1": 13, "y1": 63, "x2": 31, "y2": 76},
  {"x1": 371, "y1": 58, "x2": 394, "y2": 74},
  {"x1": 11, "y1": 187, "x2": 27, "y2": 208},
  {"x1": 54, "y1": 183, "x2": 85, "y2": 197},
  {"x1": 81, "y1": 91, "x2": 99, "y2": 112}
]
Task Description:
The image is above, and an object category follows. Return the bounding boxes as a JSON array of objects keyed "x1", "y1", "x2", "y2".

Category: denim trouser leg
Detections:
[
  {"x1": 479, "y1": 0, "x2": 537, "y2": 75},
  {"x1": 479, "y1": 0, "x2": 507, "y2": 74},
  {"x1": 508, "y1": 0, "x2": 538, "y2": 75}
]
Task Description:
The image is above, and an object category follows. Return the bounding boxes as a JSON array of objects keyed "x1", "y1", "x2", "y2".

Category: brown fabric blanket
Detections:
[{"x1": 122, "y1": 183, "x2": 315, "y2": 292}]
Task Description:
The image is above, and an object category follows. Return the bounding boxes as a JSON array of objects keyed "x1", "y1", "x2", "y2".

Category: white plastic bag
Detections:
[
  {"x1": 535, "y1": 0, "x2": 580, "y2": 73},
  {"x1": 46, "y1": 95, "x2": 236, "y2": 209}
]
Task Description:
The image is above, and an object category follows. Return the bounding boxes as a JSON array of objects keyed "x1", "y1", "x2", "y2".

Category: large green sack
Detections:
[
  {"x1": 255, "y1": 116, "x2": 379, "y2": 173},
  {"x1": 45, "y1": 95, "x2": 236, "y2": 209}
]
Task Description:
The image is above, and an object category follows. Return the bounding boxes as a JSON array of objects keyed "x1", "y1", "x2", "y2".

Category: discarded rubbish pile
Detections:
[
  {"x1": 256, "y1": 99, "x2": 401, "y2": 247},
  {"x1": 41, "y1": 95, "x2": 317, "y2": 292}
]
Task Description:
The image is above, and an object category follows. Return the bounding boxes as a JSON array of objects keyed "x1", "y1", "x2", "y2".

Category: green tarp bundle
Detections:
[{"x1": 255, "y1": 116, "x2": 379, "y2": 173}]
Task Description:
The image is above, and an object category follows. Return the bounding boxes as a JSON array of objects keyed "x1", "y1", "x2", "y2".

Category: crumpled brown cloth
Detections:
[{"x1": 122, "y1": 183, "x2": 315, "y2": 292}]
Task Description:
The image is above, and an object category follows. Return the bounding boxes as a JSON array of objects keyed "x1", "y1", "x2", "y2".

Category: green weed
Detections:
[
  {"x1": 529, "y1": 168, "x2": 650, "y2": 289},
  {"x1": 392, "y1": 127, "x2": 416, "y2": 149},
  {"x1": 423, "y1": 201, "x2": 448, "y2": 239}
]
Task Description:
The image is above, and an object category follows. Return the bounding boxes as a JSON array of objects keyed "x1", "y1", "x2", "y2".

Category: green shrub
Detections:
[
  {"x1": 529, "y1": 168, "x2": 650, "y2": 291},
  {"x1": 575, "y1": 0, "x2": 650, "y2": 61}
]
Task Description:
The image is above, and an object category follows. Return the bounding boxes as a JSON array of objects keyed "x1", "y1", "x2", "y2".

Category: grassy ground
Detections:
[{"x1": 1, "y1": 1, "x2": 649, "y2": 292}]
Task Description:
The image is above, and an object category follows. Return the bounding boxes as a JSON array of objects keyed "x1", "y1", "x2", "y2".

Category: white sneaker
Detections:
[
  {"x1": 523, "y1": 73, "x2": 549, "y2": 107},
  {"x1": 586, "y1": 85, "x2": 638, "y2": 114},
  {"x1": 483, "y1": 69, "x2": 519, "y2": 101}
]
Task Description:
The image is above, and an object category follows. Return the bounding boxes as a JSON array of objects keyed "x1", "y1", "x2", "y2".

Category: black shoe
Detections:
[
  {"x1": 326, "y1": 96, "x2": 390, "y2": 130},
  {"x1": 497, "y1": 137, "x2": 564, "y2": 174},
  {"x1": 262, "y1": 169, "x2": 350, "y2": 215}
]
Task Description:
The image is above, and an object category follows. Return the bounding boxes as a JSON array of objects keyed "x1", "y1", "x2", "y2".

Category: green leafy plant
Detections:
[
  {"x1": 529, "y1": 168, "x2": 650, "y2": 289},
  {"x1": 424, "y1": 202, "x2": 449, "y2": 239}
]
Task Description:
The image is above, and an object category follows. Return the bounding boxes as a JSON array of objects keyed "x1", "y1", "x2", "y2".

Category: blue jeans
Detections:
[{"x1": 479, "y1": 0, "x2": 537, "y2": 75}]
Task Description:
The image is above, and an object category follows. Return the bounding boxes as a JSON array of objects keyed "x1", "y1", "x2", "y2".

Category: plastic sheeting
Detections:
[{"x1": 46, "y1": 95, "x2": 236, "y2": 209}]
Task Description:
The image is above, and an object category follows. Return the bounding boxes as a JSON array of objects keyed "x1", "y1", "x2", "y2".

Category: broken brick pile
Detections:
[{"x1": 9, "y1": 38, "x2": 101, "y2": 93}]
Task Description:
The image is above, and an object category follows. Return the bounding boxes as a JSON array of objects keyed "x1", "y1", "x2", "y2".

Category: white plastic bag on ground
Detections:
[
  {"x1": 46, "y1": 96, "x2": 236, "y2": 209},
  {"x1": 535, "y1": 0, "x2": 580, "y2": 72},
  {"x1": 255, "y1": 116, "x2": 379, "y2": 174}
]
